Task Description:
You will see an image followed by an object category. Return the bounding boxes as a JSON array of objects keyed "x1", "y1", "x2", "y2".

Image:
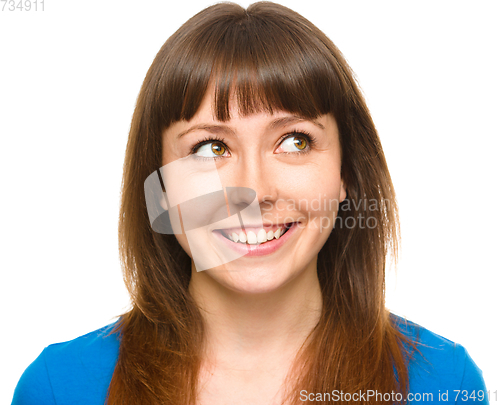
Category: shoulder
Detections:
[
  {"x1": 390, "y1": 313, "x2": 489, "y2": 404},
  {"x1": 12, "y1": 319, "x2": 121, "y2": 405}
]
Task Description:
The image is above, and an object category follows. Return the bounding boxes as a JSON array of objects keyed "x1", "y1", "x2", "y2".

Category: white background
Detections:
[{"x1": 1, "y1": 0, "x2": 499, "y2": 402}]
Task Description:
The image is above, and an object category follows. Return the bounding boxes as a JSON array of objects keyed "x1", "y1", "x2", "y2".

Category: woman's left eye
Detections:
[{"x1": 278, "y1": 132, "x2": 315, "y2": 154}]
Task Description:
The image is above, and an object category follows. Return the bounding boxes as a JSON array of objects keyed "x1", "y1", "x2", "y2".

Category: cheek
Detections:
[
  {"x1": 279, "y1": 164, "x2": 343, "y2": 208},
  {"x1": 270, "y1": 162, "x2": 343, "y2": 235}
]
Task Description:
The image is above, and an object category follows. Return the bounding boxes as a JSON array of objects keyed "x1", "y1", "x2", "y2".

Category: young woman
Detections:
[{"x1": 12, "y1": 2, "x2": 489, "y2": 404}]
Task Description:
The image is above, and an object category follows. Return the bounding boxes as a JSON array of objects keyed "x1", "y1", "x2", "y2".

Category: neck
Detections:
[{"x1": 188, "y1": 259, "x2": 322, "y2": 371}]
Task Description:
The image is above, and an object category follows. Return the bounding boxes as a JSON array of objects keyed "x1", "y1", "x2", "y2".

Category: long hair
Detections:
[{"x1": 106, "y1": 2, "x2": 418, "y2": 404}]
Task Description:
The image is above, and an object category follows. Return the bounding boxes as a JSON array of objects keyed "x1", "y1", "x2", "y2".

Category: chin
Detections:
[{"x1": 204, "y1": 264, "x2": 298, "y2": 296}]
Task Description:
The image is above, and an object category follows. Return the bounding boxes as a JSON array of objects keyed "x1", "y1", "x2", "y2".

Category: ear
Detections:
[{"x1": 339, "y1": 178, "x2": 347, "y2": 203}]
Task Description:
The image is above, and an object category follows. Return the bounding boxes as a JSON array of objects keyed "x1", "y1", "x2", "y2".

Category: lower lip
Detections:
[{"x1": 212, "y1": 222, "x2": 299, "y2": 257}]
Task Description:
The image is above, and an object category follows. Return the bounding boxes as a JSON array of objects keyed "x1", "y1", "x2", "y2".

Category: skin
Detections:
[{"x1": 162, "y1": 88, "x2": 346, "y2": 404}]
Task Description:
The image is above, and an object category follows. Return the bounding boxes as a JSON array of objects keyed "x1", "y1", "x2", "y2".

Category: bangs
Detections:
[{"x1": 150, "y1": 2, "x2": 345, "y2": 128}]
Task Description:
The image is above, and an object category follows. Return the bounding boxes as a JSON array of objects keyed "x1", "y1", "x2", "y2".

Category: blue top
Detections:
[{"x1": 11, "y1": 314, "x2": 490, "y2": 404}]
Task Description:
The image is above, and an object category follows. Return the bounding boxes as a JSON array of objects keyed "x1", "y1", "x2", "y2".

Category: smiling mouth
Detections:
[{"x1": 215, "y1": 222, "x2": 295, "y2": 245}]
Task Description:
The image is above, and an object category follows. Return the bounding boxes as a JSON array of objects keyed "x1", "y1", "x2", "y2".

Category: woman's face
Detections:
[{"x1": 161, "y1": 89, "x2": 346, "y2": 294}]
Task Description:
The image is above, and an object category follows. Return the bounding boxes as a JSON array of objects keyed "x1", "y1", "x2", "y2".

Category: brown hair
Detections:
[{"x1": 106, "y1": 2, "x2": 418, "y2": 404}]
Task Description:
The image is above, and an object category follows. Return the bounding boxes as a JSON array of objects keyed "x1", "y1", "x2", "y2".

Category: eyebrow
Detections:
[{"x1": 175, "y1": 115, "x2": 325, "y2": 140}]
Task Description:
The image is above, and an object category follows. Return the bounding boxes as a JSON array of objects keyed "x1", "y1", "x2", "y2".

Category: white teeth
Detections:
[
  {"x1": 224, "y1": 225, "x2": 291, "y2": 244},
  {"x1": 247, "y1": 231, "x2": 258, "y2": 244},
  {"x1": 239, "y1": 231, "x2": 247, "y2": 243},
  {"x1": 257, "y1": 229, "x2": 267, "y2": 243}
]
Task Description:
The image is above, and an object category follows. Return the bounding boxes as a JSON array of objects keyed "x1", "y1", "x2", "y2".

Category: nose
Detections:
[
  {"x1": 225, "y1": 153, "x2": 278, "y2": 209},
  {"x1": 227, "y1": 187, "x2": 256, "y2": 206}
]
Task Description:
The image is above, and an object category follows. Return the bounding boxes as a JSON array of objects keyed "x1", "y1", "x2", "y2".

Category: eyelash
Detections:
[{"x1": 190, "y1": 130, "x2": 318, "y2": 161}]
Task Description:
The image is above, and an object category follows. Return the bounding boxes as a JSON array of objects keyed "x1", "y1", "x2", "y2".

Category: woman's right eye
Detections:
[{"x1": 192, "y1": 140, "x2": 229, "y2": 159}]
